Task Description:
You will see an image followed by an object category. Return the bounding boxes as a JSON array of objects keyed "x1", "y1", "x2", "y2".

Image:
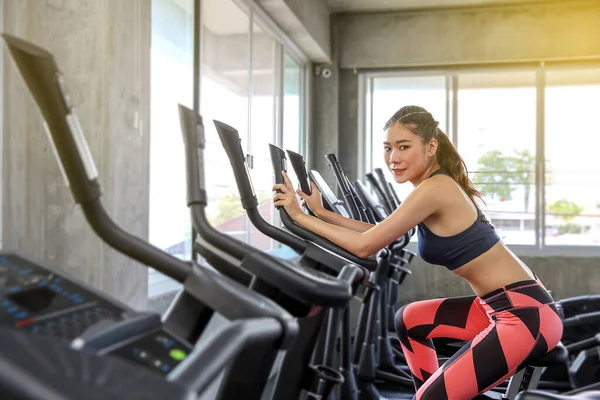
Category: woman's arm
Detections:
[
  {"x1": 314, "y1": 207, "x2": 375, "y2": 233},
  {"x1": 274, "y1": 171, "x2": 440, "y2": 258},
  {"x1": 296, "y1": 180, "x2": 374, "y2": 232}
]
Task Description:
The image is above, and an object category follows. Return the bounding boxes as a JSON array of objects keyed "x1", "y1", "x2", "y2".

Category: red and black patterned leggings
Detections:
[{"x1": 394, "y1": 276, "x2": 563, "y2": 400}]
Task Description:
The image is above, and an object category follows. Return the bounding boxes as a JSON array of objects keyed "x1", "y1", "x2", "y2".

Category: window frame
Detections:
[
  {"x1": 231, "y1": 0, "x2": 310, "y2": 157},
  {"x1": 359, "y1": 63, "x2": 600, "y2": 258},
  {"x1": 148, "y1": 0, "x2": 311, "y2": 291},
  {"x1": 0, "y1": 0, "x2": 4, "y2": 249},
  {"x1": 192, "y1": 0, "x2": 310, "y2": 248}
]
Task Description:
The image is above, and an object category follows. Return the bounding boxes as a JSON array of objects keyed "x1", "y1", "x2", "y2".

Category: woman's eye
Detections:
[
  {"x1": 399, "y1": 145, "x2": 409, "y2": 150},
  {"x1": 384, "y1": 146, "x2": 391, "y2": 152}
]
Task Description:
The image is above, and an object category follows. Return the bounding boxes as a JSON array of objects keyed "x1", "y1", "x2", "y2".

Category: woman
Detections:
[{"x1": 272, "y1": 105, "x2": 563, "y2": 400}]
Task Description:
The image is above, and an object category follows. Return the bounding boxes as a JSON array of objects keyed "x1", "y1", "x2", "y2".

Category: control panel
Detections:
[
  {"x1": 0, "y1": 254, "x2": 125, "y2": 339},
  {"x1": 109, "y1": 329, "x2": 191, "y2": 376},
  {"x1": 0, "y1": 253, "x2": 191, "y2": 376}
]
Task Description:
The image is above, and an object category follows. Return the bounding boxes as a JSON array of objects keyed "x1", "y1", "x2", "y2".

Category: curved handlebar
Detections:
[
  {"x1": 374, "y1": 168, "x2": 397, "y2": 212},
  {"x1": 2, "y1": 33, "x2": 189, "y2": 282},
  {"x1": 270, "y1": 146, "x2": 378, "y2": 271},
  {"x1": 286, "y1": 149, "x2": 312, "y2": 195}
]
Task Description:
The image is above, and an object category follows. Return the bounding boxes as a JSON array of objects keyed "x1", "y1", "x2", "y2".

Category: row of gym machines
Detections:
[
  {"x1": 1, "y1": 32, "x2": 600, "y2": 400},
  {"x1": 211, "y1": 111, "x2": 600, "y2": 398},
  {"x1": 0, "y1": 33, "x2": 358, "y2": 400},
  {"x1": 267, "y1": 127, "x2": 600, "y2": 400},
  {"x1": 287, "y1": 150, "x2": 600, "y2": 400}
]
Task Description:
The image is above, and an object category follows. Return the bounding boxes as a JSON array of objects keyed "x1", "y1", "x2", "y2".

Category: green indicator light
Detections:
[{"x1": 170, "y1": 349, "x2": 187, "y2": 361}]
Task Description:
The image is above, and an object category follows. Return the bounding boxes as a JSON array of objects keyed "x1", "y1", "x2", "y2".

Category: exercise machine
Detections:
[
  {"x1": 286, "y1": 151, "x2": 418, "y2": 399},
  {"x1": 180, "y1": 109, "x2": 374, "y2": 399},
  {"x1": 1, "y1": 33, "x2": 299, "y2": 399},
  {"x1": 289, "y1": 150, "x2": 574, "y2": 399}
]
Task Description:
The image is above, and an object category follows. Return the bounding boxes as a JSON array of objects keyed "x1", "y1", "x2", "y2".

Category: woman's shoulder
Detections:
[
  {"x1": 402, "y1": 175, "x2": 454, "y2": 216},
  {"x1": 417, "y1": 172, "x2": 472, "y2": 209},
  {"x1": 418, "y1": 171, "x2": 459, "y2": 194}
]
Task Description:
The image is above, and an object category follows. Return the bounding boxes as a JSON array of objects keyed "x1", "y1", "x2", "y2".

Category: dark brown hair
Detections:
[{"x1": 383, "y1": 105, "x2": 483, "y2": 205}]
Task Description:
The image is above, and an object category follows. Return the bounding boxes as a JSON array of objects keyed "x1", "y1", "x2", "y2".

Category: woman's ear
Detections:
[{"x1": 427, "y1": 138, "x2": 439, "y2": 157}]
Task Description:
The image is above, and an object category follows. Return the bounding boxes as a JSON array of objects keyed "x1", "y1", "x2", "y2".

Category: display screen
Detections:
[{"x1": 8, "y1": 287, "x2": 57, "y2": 313}]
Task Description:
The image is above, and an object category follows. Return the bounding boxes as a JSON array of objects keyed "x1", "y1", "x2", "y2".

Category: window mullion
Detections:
[
  {"x1": 246, "y1": 6, "x2": 254, "y2": 245},
  {"x1": 536, "y1": 67, "x2": 546, "y2": 249},
  {"x1": 450, "y1": 74, "x2": 458, "y2": 146},
  {"x1": 275, "y1": 45, "x2": 283, "y2": 147}
]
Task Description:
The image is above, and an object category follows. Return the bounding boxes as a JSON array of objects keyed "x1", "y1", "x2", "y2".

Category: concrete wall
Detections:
[
  {"x1": 336, "y1": 0, "x2": 600, "y2": 69},
  {"x1": 311, "y1": 23, "x2": 339, "y2": 185},
  {"x1": 309, "y1": 0, "x2": 600, "y2": 302},
  {"x1": 312, "y1": 65, "x2": 360, "y2": 186},
  {"x1": 259, "y1": 0, "x2": 331, "y2": 62},
  {"x1": 3, "y1": 0, "x2": 150, "y2": 309},
  {"x1": 397, "y1": 255, "x2": 600, "y2": 305},
  {"x1": 338, "y1": 68, "x2": 360, "y2": 182}
]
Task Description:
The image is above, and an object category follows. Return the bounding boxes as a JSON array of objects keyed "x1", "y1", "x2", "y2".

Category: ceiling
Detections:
[
  {"x1": 172, "y1": 0, "x2": 264, "y2": 36},
  {"x1": 202, "y1": 0, "x2": 253, "y2": 35},
  {"x1": 176, "y1": 0, "x2": 557, "y2": 35},
  {"x1": 326, "y1": 0, "x2": 554, "y2": 13}
]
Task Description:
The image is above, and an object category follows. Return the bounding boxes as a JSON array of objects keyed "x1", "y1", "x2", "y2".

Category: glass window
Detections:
[
  {"x1": 282, "y1": 52, "x2": 302, "y2": 153},
  {"x1": 363, "y1": 68, "x2": 600, "y2": 251},
  {"x1": 200, "y1": 0, "x2": 250, "y2": 244},
  {"x1": 545, "y1": 68, "x2": 600, "y2": 246},
  {"x1": 280, "y1": 52, "x2": 303, "y2": 224},
  {"x1": 370, "y1": 75, "x2": 447, "y2": 207},
  {"x1": 457, "y1": 71, "x2": 537, "y2": 246},
  {"x1": 149, "y1": 0, "x2": 194, "y2": 296},
  {"x1": 248, "y1": 23, "x2": 277, "y2": 251}
]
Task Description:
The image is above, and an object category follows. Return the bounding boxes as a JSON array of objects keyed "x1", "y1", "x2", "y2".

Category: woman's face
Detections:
[{"x1": 383, "y1": 123, "x2": 434, "y2": 185}]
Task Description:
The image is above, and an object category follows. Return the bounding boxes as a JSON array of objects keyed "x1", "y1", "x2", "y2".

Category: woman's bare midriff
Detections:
[
  {"x1": 420, "y1": 175, "x2": 537, "y2": 297},
  {"x1": 452, "y1": 241, "x2": 536, "y2": 298}
]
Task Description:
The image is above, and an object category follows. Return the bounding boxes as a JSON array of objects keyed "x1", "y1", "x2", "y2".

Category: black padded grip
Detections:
[
  {"x1": 325, "y1": 153, "x2": 351, "y2": 194},
  {"x1": 268, "y1": 144, "x2": 287, "y2": 194},
  {"x1": 178, "y1": 104, "x2": 206, "y2": 205},
  {"x1": 286, "y1": 149, "x2": 312, "y2": 195},
  {"x1": 366, "y1": 172, "x2": 392, "y2": 214},
  {"x1": 354, "y1": 180, "x2": 387, "y2": 221},
  {"x1": 213, "y1": 120, "x2": 259, "y2": 210},
  {"x1": 388, "y1": 181, "x2": 401, "y2": 207},
  {"x1": 2, "y1": 34, "x2": 102, "y2": 204},
  {"x1": 325, "y1": 154, "x2": 360, "y2": 219},
  {"x1": 324, "y1": 153, "x2": 338, "y2": 167},
  {"x1": 374, "y1": 168, "x2": 397, "y2": 211}
]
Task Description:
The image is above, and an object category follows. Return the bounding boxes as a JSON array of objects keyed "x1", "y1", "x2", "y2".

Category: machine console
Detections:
[
  {"x1": 0, "y1": 253, "x2": 191, "y2": 376},
  {"x1": 0, "y1": 254, "x2": 125, "y2": 336}
]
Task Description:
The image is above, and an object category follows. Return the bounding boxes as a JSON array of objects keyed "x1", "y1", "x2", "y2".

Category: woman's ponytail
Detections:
[{"x1": 434, "y1": 128, "x2": 484, "y2": 205}]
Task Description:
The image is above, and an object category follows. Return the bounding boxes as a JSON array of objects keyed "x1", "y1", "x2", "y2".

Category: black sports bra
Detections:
[{"x1": 417, "y1": 169, "x2": 500, "y2": 271}]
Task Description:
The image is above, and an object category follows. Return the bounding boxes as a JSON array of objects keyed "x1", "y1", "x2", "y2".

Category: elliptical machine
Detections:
[
  {"x1": 285, "y1": 151, "x2": 573, "y2": 399},
  {"x1": 283, "y1": 151, "x2": 417, "y2": 398},
  {"x1": 1, "y1": 33, "x2": 299, "y2": 400},
  {"x1": 181, "y1": 108, "x2": 373, "y2": 399}
]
